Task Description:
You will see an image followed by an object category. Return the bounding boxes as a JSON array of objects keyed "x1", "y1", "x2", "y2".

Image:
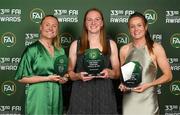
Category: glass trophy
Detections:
[
  {"x1": 83, "y1": 48, "x2": 104, "y2": 76},
  {"x1": 121, "y1": 61, "x2": 142, "y2": 87},
  {"x1": 54, "y1": 55, "x2": 68, "y2": 76}
]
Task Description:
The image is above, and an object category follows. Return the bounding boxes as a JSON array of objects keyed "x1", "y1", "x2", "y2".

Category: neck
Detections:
[
  {"x1": 39, "y1": 39, "x2": 53, "y2": 48},
  {"x1": 88, "y1": 35, "x2": 102, "y2": 49},
  {"x1": 88, "y1": 34, "x2": 100, "y2": 41},
  {"x1": 133, "y1": 38, "x2": 146, "y2": 48}
]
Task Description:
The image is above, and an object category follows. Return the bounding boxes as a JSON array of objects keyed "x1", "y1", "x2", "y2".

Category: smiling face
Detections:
[
  {"x1": 40, "y1": 16, "x2": 59, "y2": 40},
  {"x1": 85, "y1": 10, "x2": 103, "y2": 34},
  {"x1": 128, "y1": 16, "x2": 147, "y2": 40}
]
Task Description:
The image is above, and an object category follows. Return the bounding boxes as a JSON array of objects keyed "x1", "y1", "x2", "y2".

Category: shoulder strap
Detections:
[
  {"x1": 107, "y1": 38, "x2": 111, "y2": 55},
  {"x1": 76, "y1": 40, "x2": 80, "y2": 55}
]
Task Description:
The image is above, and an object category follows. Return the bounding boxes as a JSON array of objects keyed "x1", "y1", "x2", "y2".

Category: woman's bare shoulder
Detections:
[
  {"x1": 120, "y1": 43, "x2": 131, "y2": 52},
  {"x1": 153, "y1": 42, "x2": 165, "y2": 54}
]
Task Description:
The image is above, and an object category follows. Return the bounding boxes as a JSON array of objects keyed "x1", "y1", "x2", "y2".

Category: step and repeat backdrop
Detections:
[{"x1": 0, "y1": 0, "x2": 179, "y2": 114}]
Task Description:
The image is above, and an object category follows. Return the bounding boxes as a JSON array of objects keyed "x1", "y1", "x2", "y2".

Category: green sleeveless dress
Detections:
[
  {"x1": 123, "y1": 44, "x2": 159, "y2": 115},
  {"x1": 15, "y1": 41, "x2": 66, "y2": 115}
]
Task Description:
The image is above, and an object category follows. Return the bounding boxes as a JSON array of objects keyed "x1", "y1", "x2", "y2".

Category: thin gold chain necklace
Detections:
[{"x1": 39, "y1": 39, "x2": 53, "y2": 49}]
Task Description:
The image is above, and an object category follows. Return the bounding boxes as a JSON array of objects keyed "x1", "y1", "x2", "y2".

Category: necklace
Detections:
[
  {"x1": 39, "y1": 39, "x2": 52, "y2": 49},
  {"x1": 39, "y1": 39, "x2": 54, "y2": 57}
]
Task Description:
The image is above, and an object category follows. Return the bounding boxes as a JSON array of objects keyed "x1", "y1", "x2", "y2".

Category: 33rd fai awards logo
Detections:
[
  {"x1": 170, "y1": 33, "x2": 180, "y2": 48},
  {"x1": 170, "y1": 81, "x2": 180, "y2": 96},
  {"x1": 1, "y1": 81, "x2": 16, "y2": 96},
  {"x1": 115, "y1": 33, "x2": 130, "y2": 48},
  {"x1": 60, "y1": 33, "x2": 73, "y2": 48},
  {"x1": 30, "y1": 8, "x2": 45, "y2": 23},
  {"x1": 144, "y1": 9, "x2": 158, "y2": 24},
  {"x1": 1, "y1": 32, "x2": 16, "y2": 47}
]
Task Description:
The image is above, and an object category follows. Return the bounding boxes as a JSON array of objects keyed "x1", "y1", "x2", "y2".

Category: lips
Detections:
[
  {"x1": 90, "y1": 25, "x2": 98, "y2": 29},
  {"x1": 45, "y1": 30, "x2": 55, "y2": 34}
]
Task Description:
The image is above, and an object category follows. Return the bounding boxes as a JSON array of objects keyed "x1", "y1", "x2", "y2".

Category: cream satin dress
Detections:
[{"x1": 123, "y1": 44, "x2": 159, "y2": 115}]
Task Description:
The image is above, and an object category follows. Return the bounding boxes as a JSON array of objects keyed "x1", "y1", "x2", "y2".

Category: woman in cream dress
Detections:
[{"x1": 119, "y1": 12, "x2": 172, "y2": 115}]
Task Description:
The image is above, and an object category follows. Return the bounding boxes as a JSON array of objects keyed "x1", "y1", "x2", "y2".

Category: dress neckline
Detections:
[
  {"x1": 38, "y1": 40, "x2": 55, "y2": 58},
  {"x1": 131, "y1": 43, "x2": 146, "y2": 49}
]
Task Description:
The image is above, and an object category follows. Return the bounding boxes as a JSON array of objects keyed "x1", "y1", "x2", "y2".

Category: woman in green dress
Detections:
[{"x1": 15, "y1": 15, "x2": 68, "y2": 115}]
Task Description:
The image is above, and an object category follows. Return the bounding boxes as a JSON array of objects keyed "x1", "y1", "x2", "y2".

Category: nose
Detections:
[
  {"x1": 134, "y1": 26, "x2": 139, "y2": 31},
  {"x1": 92, "y1": 20, "x2": 95, "y2": 24},
  {"x1": 48, "y1": 26, "x2": 53, "y2": 30},
  {"x1": 91, "y1": 19, "x2": 98, "y2": 25}
]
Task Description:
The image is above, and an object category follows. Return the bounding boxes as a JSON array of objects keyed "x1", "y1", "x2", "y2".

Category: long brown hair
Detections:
[
  {"x1": 128, "y1": 12, "x2": 154, "y2": 54},
  {"x1": 40, "y1": 15, "x2": 61, "y2": 50},
  {"x1": 79, "y1": 8, "x2": 109, "y2": 54}
]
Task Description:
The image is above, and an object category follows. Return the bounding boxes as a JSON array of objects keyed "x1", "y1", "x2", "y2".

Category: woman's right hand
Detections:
[
  {"x1": 118, "y1": 83, "x2": 131, "y2": 93},
  {"x1": 47, "y1": 74, "x2": 61, "y2": 82}
]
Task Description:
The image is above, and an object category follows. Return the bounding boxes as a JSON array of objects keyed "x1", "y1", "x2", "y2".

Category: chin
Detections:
[{"x1": 47, "y1": 35, "x2": 56, "y2": 39}]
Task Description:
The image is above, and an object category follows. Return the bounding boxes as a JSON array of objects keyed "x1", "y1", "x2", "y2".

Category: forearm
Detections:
[
  {"x1": 68, "y1": 70, "x2": 80, "y2": 81},
  {"x1": 18, "y1": 76, "x2": 50, "y2": 84},
  {"x1": 106, "y1": 68, "x2": 120, "y2": 79},
  {"x1": 149, "y1": 74, "x2": 172, "y2": 87}
]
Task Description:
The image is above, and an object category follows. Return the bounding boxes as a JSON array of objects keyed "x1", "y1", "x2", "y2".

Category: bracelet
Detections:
[
  {"x1": 64, "y1": 73, "x2": 70, "y2": 80},
  {"x1": 63, "y1": 76, "x2": 68, "y2": 81}
]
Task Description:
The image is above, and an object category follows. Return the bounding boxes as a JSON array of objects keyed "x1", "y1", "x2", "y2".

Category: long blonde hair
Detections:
[{"x1": 40, "y1": 15, "x2": 61, "y2": 50}]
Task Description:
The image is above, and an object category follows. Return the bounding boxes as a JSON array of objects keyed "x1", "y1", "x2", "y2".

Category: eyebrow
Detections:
[{"x1": 86, "y1": 17, "x2": 102, "y2": 19}]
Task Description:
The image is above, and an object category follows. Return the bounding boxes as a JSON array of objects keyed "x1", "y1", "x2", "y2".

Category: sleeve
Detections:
[
  {"x1": 59, "y1": 47, "x2": 66, "y2": 56},
  {"x1": 15, "y1": 47, "x2": 35, "y2": 80}
]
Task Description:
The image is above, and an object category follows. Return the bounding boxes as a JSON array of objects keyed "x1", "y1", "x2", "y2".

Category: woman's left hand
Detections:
[
  {"x1": 132, "y1": 83, "x2": 151, "y2": 93},
  {"x1": 97, "y1": 69, "x2": 110, "y2": 79}
]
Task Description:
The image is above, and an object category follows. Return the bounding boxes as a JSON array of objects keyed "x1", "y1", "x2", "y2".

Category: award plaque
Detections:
[
  {"x1": 54, "y1": 55, "x2": 68, "y2": 76},
  {"x1": 83, "y1": 48, "x2": 104, "y2": 76},
  {"x1": 121, "y1": 61, "x2": 142, "y2": 87}
]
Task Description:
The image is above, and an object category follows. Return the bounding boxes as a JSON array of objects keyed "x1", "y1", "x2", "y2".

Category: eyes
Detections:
[
  {"x1": 129, "y1": 17, "x2": 146, "y2": 29},
  {"x1": 86, "y1": 17, "x2": 102, "y2": 23},
  {"x1": 129, "y1": 23, "x2": 144, "y2": 29},
  {"x1": 45, "y1": 23, "x2": 58, "y2": 28}
]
